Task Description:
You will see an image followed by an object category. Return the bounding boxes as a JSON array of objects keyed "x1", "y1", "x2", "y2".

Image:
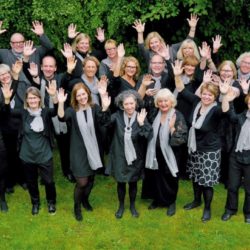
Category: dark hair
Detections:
[{"x1": 115, "y1": 90, "x2": 143, "y2": 110}]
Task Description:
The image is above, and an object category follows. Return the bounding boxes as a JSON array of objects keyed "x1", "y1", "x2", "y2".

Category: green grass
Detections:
[{"x1": 1, "y1": 153, "x2": 250, "y2": 250}]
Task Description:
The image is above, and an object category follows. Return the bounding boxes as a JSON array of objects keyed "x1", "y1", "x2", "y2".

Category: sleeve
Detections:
[
  {"x1": 36, "y1": 34, "x2": 54, "y2": 58},
  {"x1": 138, "y1": 119, "x2": 153, "y2": 140},
  {"x1": 138, "y1": 43, "x2": 150, "y2": 66},
  {"x1": 95, "y1": 104, "x2": 112, "y2": 125},
  {"x1": 91, "y1": 41, "x2": 106, "y2": 61},
  {"x1": 226, "y1": 102, "x2": 239, "y2": 124},
  {"x1": 179, "y1": 87, "x2": 200, "y2": 104}
]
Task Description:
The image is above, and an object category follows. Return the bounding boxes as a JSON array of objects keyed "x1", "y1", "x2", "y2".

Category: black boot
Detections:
[
  {"x1": 184, "y1": 182, "x2": 202, "y2": 210},
  {"x1": 130, "y1": 203, "x2": 139, "y2": 218},
  {"x1": 0, "y1": 199, "x2": 8, "y2": 212},
  {"x1": 201, "y1": 208, "x2": 211, "y2": 222},
  {"x1": 74, "y1": 203, "x2": 83, "y2": 221},
  {"x1": 167, "y1": 203, "x2": 176, "y2": 216},
  {"x1": 82, "y1": 177, "x2": 94, "y2": 211},
  {"x1": 115, "y1": 204, "x2": 125, "y2": 219}
]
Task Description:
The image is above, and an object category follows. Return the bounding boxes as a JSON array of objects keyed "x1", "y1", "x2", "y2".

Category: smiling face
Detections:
[
  {"x1": 76, "y1": 88, "x2": 89, "y2": 108},
  {"x1": 123, "y1": 96, "x2": 136, "y2": 116},
  {"x1": 184, "y1": 64, "x2": 196, "y2": 76},
  {"x1": 105, "y1": 45, "x2": 117, "y2": 59},
  {"x1": 124, "y1": 61, "x2": 137, "y2": 78},
  {"x1": 150, "y1": 55, "x2": 165, "y2": 76},
  {"x1": 182, "y1": 44, "x2": 194, "y2": 58},
  {"x1": 201, "y1": 89, "x2": 215, "y2": 107},
  {"x1": 149, "y1": 37, "x2": 161, "y2": 52},
  {"x1": 76, "y1": 38, "x2": 90, "y2": 54},
  {"x1": 219, "y1": 64, "x2": 234, "y2": 81},
  {"x1": 83, "y1": 60, "x2": 98, "y2": 78},
  {"x1": 41, "y1": 57, "x2": 57, "y2": 80},
  {"x1": 26, "y1": 93, "x2": 41, "y2": 110},
  {"x1": 240, "y1": 56, "x2": 250, "y2": 74},
  {"x1": 0, "y1": 71, "x2": 12, "y2": 85},
  {"x1": 10, "y1": 33, "x2": 25, "y2": 54},
  {"x1": 157, "y1": 98, "x2": 173, "y2": 113}
]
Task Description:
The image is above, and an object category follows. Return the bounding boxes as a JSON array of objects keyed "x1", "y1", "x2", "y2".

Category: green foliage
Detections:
[{"x1": 0, "y1": 0, "x2": 249, "y2": 63}]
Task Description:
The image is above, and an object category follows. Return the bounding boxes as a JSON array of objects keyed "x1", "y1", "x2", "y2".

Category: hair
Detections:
[
  {"x1": 82, "y1": 56, "x2": 100, "y2": 68},
  {"x1": 145, "y1": 32, "x2": 165, "y2": 50},
  {"x1": 0, "y1": 64, "x2": 11, "y2": 76},
  {"x1": 245, "y1": 93, "x2": 250, "y2": 105},
  {"x1": 236, "y1": 52, "x2": 250, "y2": 68},
  {"x1": 105, "y1": 39, "x2": 117, "y2": 49},
  {"x1": 150, "y1": 54, "x2": 165, "y2": 63},
  {"x1": 10, "y1": 33, "x2": 25, "y2": 42},
  {"x1": 24, "y1": 87, "x2": 43, "y2": 109},
  {"x1": 182, "y1": 55, "x2": 199, "y2": 67},
  {"x1": 41, "y1": 55, "x2": 57, "y2": 66},
  {"x1": 154, "y1": 88, "x2": 177, "y2": 108},
  {"x1": 71, "y1": 33, "x2": 92, "y2": 53},
  {"x1": 115, "y1": 90, "x2": 143, "y2": 110},
  {"x1": 120, "y1": 56, "x2": 140, "y2": 79},
  {"x1": 218, "y1": 60, "x2": 237, "y2": 79},
  {"x1": 200, "y1": 82, "x2": 219, "y2": 99},
  {"x1": 71, "y1": 83, "x2": 92, "y2": 111},
  {"x1": 177, "y1": 39, "x2": 200, "y2": 61}
]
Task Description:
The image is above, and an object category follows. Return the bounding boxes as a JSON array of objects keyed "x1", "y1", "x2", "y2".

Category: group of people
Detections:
[{"x1": 0, "y1": 15, "x2": 249, "y2": 224}]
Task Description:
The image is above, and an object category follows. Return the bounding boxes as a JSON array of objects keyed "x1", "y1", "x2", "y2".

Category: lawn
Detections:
[{"x1": 1, "y1": 153, "x2": 250, "y2": 250}]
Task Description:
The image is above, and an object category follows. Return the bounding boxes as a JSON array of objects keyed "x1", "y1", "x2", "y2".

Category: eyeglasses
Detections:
[
  {"x1": 126, "y1": 65, "x2": 137, "y2": 69},
  {"x1": 241, "y1": 61, "x2": 250, "y2": 66},
  {"x1": 150, "y1": 62, "x2": 164, "y2": 65},
  {"x1": 27, "y1": 97, "x2": 39, "y2": 100},
  {"x1": 106, "y1": 47, "x2": 116, "y2": 51},
  {"x1": 11, "y1": 41, "x2": 25, "y2": 45},
  {"x1": 221, "y1": 70, "x2": 233, "y2": 73}
]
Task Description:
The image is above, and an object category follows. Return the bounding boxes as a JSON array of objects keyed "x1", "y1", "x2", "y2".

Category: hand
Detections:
[
  {"x1": 199, "y1": 41, "x2": 210, "y2": 59},
  {"x1": 95, "y1": 27, "x2": 105, "y2": 42},
  {"x1": 23, "y1": 40, "x2": 36, "y2": 58},
  {"x1": 61, "y1": 43, "x2": 73, "y2": 58},
  {"x1": 97, "y1": 75, "x2": 108, "y2": 96},
  {"x1": 169, "y1": 112, "x2": 176, "y2": 130},
  {"x1": 68, "y1": 23, "x2": 79, "y2": 39},
  {"x1": 12, "y1": 59, "x2": 23, "y2": 75},
  {"x1": 67, "y1": 56, "x2": 77, "y2": 74},
  {"x1": 0, "y1": 21, "x2": 7, "y2": 35},
  {"x1": 156, "y1": 44, "x2": 170, "y2": 60},
  {"x1": 109, "y1": 63, "x2": 115, "y2": 72},
  {"x1": 142, "y1": 74, "x2": 154, "y2": 87},
  {"x1": 132, "y1": 19, "x2": 145, "y2": 33},
  {"x1": 187, "y1": 14, "x2": 199, "y2": 29},
  {"x1": 1, "y1": 84, "x2": 13, "y2": 102},
  {"x1": 211, "y1": 74, "x2": 220, "y2": 86},
  {"x1": 28, "y1": 62, "x2": 39, "y2": 77},
  {"x1": 219, "y1": 78, "x2": 231, "y2": 95},
  {"x1": 212, "y1": 35, "x2": 223, "y2": 53},
  {"x1": 224, "y1": 88, "x2": 237, "y2": 102},
  {"x1": 57, "y1": 88, "x2": 67, "y2": 103},
  {"x1": 172, "y1": 60, "x2": 183, "y2": 76},
  {"x1": 101, "y1": 92, "x2": 111, "y2": 111},
  {"x1": 203, "y1": 70, "x2": 213, "y2": 83},
  {"x1": 46, "y1": 80, "x2": 57, "y2": 97},
  {"x1": 31, "y1": 21, "x2": 44, "y2": 36},
  {"x1": 117, "y1": 43, "x2": 125, "y2": 58},
  {"x1": 145, "y1": 88, "x2": 159, "y2": 97},
  {"x1": 137, "y1": 108, "x2": 147, "y2": 126},
  {"x1": 239, "y1": 78, "x2": 250, "y2": 94}
]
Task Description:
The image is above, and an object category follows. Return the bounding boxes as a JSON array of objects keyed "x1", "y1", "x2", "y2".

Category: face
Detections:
[
  {"x1": 240, "y1": 56, "x2": 250, "y2": 74},
  {"x1": 123, "y1": 96, "x2": 136, "y2": 116},
  {"x1": 84, "y1": 60, "x2": 98, "y2": 78},
  {"x1": 182, "y1": 44, "x2": 194, "y2": 58},
  {"x1": 149, "y1": 37, "x2": 161, "y2": 52},
  {"x1": 201, "y1": 89, "x2": 215, "y2": 106},
  {"x1": 157, "y1": 98, "x2": 172, "y2": 113},
  {"x1": 184, "y1": 64, "x2": 195, "y2": 76},
  {"x1": 76, "y1": 38, "x2": 90, "y2": 53},
  {"x1": 105, "y1": 45, "x2": 117, "y2": 59},
  {"x1": 150, "y1": 55, "x2": 165, "y2": 76},
  {"x1": 10, "y1": 33, "x2": 25, "y2": 53},
  {"x1": 26, "y1": 93, "x2": 40, "y2": 110},
  {"x1": 76, "y1": 88, "x2": 89, "y2": 107},
  {"x1": 219, "y1": 64, "x2": 234, "y2": 81},
  {"x1": 0, "y1": 71, "x2": 12, "y2": 85},
  {"x1": 124, "y1": 61, "x2": 137, "y2": 78},
  {"x1": 41, "y1": 57, "x2": 57, "y2": 80}
]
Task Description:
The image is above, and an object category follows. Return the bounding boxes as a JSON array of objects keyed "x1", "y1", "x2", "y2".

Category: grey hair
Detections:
[
  {"x1": 115, "y1": 90, "x2": 143, "y2": 110},
  {"x1": 236, "y1": 52, "x2": 250, "y2": 68},
  {"x1": 0, "y1": 64, "x2": 11, "y2": 76},
  {"x1": 154, "y1": 88, "x2": 177, "y2": 108}
]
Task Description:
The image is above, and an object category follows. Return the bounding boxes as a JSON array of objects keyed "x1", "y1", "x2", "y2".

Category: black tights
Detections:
[{"x1": 117, "y1": 182, "x2": 137, "y2": 208}]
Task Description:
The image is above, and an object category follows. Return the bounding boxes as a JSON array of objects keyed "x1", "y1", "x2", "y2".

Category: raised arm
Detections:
[
  {"x1": 132, "y1": 19, "x2": 145, "y2": 44},
  {"x1": 57, "y1": 88, "x2": 67, "y2": 118},
  {"x1": 187, "y1": 14, "x2": 199, "y2": 38},
  {"x1": 11, "y1": 59, "x2": 23, "y2": 81},
  {"x1": 113, "y1": 43, "x2": 125, "y2": 77},
  {"x1": 172, "y1": 60, "x2": 184, "y2": 92},
  {"x1": 0, "y1": 21, "x2": 7, "y2": 35}
]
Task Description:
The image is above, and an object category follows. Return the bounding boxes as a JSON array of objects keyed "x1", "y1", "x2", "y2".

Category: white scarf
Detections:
[{"x1": 27, "y1": 108, "x2": 44, "y2": 132}]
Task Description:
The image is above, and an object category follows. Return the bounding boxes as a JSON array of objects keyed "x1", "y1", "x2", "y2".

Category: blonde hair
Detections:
[
  {"x1": 236, "y1": 52, "x2": 250, "y2": 68},
  {"x1": 24, "y1": 87, "x2": 43, "y2": 109},
  {"x1": 182, "y1": 55, "x2": 199, "y2": 67},
  {"x1": 154, "y1": 88, "x2": 177, "y2": 108},
  {"x1": 177, "y1": 39, "x2": 200, "y2": 61},
  {"x1": 82, "y1": 56, "x2": 100, "y2": 68},
  {"x1": 218, "y1": 60, "x2": 237, "y2": 79},
  {"x1": 120, "y1": 56, "x2": 140, "y2": 79},
  {"x1": 72, "y1": 33, "x2": 92, "y2": 53},
  {"x1": 145, "y1": 32, "x2": 165, "y2": 50},
  {"x1": 201, "y1": 83, "x2": 219, "y2": 99},
  {"x1": 105, "y1": 39, "x2": 117, "y2": 49}
]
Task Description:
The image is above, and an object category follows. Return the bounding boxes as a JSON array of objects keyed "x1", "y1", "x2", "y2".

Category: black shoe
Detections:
[
  {"x1": 74, "y1": 204, "x2": 83, "y2": 221},
  {"x1": 245, "y1": 215, "x2": 250, "y2": 224},
  {"x1": 148, "y1": 201, "x2": 158, "y2": 210},
  {"x1": 0, "y1": 200, "x2": 8, "y2": 212},
  {"x1": 32, "y1": 204, "x2": 40, "y2": 215},
  {"x1": 167, "y1": 203, "x2": 176, "y2": 217},
  {"x1": 130, "y1": 206, "x2": 139, "y2": 218},
  {"x1": 201, "y1": 209, "x2": 211, "y2": 222},
  {"x1": 6, "y1": 187, "x2": 14, "y2": 194},
  {"x1": 48, "y1": 203, "x2": 56, "y2": 214},
  {"x1": 115, "y1": 206, "x2": 124, "y2": 219},
  {"x1": 82, "y1": 199, "x2": 93, "y2": 212},
  {"x1": 183, "y1": 201, "x2": 201, "y2": 210},
  {"x1": 221, "y1": 211, "x2": 235, "y2": 221}
]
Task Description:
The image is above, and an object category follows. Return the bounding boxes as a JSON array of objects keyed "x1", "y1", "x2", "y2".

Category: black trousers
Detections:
[
  {"x1": 0, "y1": 150, "x2": 7, "y2": 200},
  {"x1": 226, "y1": 155, "x2": 250, "y2": 215},
  {"x1": 22, "y1": 159, "x2": 56, "y2": 205}
]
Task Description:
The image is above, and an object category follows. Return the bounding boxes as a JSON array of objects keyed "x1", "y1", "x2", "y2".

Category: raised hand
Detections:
[
  {"x1": 23, "y1": 40, "x2": 36, "y2": 59},
  {"x1": 1, "y1": 84, "x2": 13, "y2": 102},
  {"x1": 67, "y1": 56, "x2": 77, "y2": 74},
  {"x1": 68, "y1": 23, "x2": 79, "y2": 39},
  {"x1": 97, "y1": 75, "x2": 108, "y2": 96},
  {"x1": 225, "y1": 87, "x2": 237, "y2": 102},
  {"x1": 12, "y1": 59, "x2": 23, "y2": 76},
  {"x1": 142, "y1": 74, "x2": 154, "y2": 87},
  {"x1": 156, "y1": 44, "x2": 170, "y2": 60},
  {"x1": 219, "y1": 78, "x2": 231, "y2": 95},
  {"x1": 239, "y1": 77, "x2": 250, "y2": 94},
  {"x1": 0, "y1": 21, "x2": 7, "y2": 35},
  {"x1": 31, "y1": 21, "x2": 44, "y2": 36},
  {"x1": 101, "y1": 92, "x2": 111, "y2": 111},
  {"x1": 199, "y1": 41, "x2": 210, "y2": 59},
  {"x1": 28, "y1": 62, "x2": 39, "y2": 77},
  {"x1": 145, "y1": 88, "x2": 159, "y2": 97},
  {"x1": 61, "y1": 43, "x2": 73, "y2": 59},
  {"x1": 95, "y1": 27, "x2": 105, "y2": 42},
  {"x1": 57, "y1": 88, "x2": 67, "y2": 103},
  {"x1": 132, "y1": 19, "x2": 145, "y2": 33},
  {"x1": 212, "y1": 35, "x2": 223, "y2": 53},
  {"x1": 172, "y1": 60, "x2": 183, "y2": 76},
  {"x1": 46, "y1": 80, "x2": 57, "y2": 97},
  {"x1": 203, "y1": 70, "x2": 213, "y2": 83},
  {"x1": 137, "y1": 108, "x2": 147, "y2": 126},
  {"x1": 117, "y1": 43, "x2": 125, "y2": 58},
  {"x1": 187, "y1": 14, "x2": 199, "y2": 28},
  {"x1": 211, "y1": 74, "x2": 220, "y2": 86}
]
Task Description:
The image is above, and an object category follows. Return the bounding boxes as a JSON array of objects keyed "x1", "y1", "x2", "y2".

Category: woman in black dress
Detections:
[
  {"x1": 58, "y1": 83, "x2": 110, "y2": 221},
  {"x1": 105, "y1": 90, "x2": 152, "y2": 219}
]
